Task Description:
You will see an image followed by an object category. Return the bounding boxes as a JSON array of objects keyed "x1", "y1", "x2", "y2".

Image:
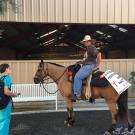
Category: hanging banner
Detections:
[{"x1": 103, "y1": 70, "x2": 131, "y2": 94}]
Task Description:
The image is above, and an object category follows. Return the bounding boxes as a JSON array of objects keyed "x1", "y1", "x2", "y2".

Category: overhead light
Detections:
[
  {"x1": 64, "y1": 25, "x2": 70, "y2": 30},
  {"x1": 43, "y1": 41, "x2": 54, "y2": 47},
  {"x1": 109, "y1": 25, "x2": 118, "y2": 28},
  {"x1": 40, "y1": 29, "x2": 57, "y2": 38},
  {"x1": 74, "y1": 43, "x2": 85, "y2": 49},
  {"x1": 57, "y1": 43, "x2": 69, "y2": 47},
  {"x1": 96, "y1": 30, "x2": 104, "y2": 35},
  {"x1": 103, "y1": 34, "x2": 112, "y2": 39},
  {"x1": 40, "y1": 39, "x2": 55, "y2": 46},
  {"x1": 118, "y1": 27, "x2": 128, "y2": 32},
  {"x1": 0, "y1": 29, "x2": 4, "y2": 38},
  {"x1": 107, "y1": 35, "x2": 112, "y2": 38},
  {"x1": 58, "y1": 36, "x2": 64, "y2": 39},
  {"x1": 64, "y1": 25, "x2": 69, "y2": 27}
]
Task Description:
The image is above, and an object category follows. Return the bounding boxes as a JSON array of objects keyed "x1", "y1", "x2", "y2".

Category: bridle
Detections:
[{"x1": 39, "y1": 62, "x2": 67, "y2": 94}]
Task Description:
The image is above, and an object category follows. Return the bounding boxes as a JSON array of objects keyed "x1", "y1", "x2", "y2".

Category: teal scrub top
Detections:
[{"x1": 0, "y1": 75, "x2": 12, "y2": 90}]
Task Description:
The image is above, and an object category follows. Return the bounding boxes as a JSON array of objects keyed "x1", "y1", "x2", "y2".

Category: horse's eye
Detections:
[{"x1": 37, "y1": 69, "x2": 41, "y2": 72}]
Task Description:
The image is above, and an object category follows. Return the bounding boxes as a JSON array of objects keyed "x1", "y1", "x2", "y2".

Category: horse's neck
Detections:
[{"x1": 47, "y1": 64, "x2": 66, "y2": 82}]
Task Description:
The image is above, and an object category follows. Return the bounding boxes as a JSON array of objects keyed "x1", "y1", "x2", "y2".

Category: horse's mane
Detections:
[{"x1": 48, "y1": 62, "x2": 65, "y2": 67}]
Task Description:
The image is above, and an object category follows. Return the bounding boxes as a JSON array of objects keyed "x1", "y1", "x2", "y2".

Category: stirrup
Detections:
[
  {"x1": 71, "y1": 95, "x2": 77, "y2": 102},
  {"x1": 89, "y1": 97, "x2": 95, "y2": 103},
  {"x1": 76, "y1": 94, "x2": 81, "y2": 100}
]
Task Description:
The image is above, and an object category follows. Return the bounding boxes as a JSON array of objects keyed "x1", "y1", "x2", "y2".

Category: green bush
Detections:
[
  {"x1": 129, "y1": 71, "x2": 135, "y2": 89},
  {"x1": 0, "y1": 0, "x2": 16, "y2": 14}
]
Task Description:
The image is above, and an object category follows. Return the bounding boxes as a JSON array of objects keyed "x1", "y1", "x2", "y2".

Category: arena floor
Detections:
[{"x1": 10, "y1": 110, "x2": 135, "y2": 135}]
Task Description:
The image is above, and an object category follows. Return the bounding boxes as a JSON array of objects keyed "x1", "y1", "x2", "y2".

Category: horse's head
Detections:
[{"x1": 34, "y1": 60, "x2": 48, "y2": 84}]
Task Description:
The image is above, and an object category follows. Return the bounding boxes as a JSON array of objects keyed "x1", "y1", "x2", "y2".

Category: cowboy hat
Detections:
[{"x1": 81, "y1": 35, "x2": 92, "y2": 43}]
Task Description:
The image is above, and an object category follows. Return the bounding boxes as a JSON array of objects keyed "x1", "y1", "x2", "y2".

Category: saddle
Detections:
[
  {"x1": 67, "y1": 64, "x2": 81, "y2": 81},
  {"x1": 67, "y1": 64, "x2": 108, "y2": 87}
]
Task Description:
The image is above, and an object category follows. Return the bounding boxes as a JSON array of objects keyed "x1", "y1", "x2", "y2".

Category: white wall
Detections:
[{"x1": 0, "y1": 0, "x2": 135, "y2": 24}]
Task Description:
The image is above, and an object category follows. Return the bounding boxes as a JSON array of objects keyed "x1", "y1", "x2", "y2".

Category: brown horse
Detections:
[{"x1": 34, "y1": 60, "x2": 134, "y2": 134}]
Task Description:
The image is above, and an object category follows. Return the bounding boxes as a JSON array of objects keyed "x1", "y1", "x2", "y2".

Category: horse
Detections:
[{"x1": 34, "y1": 60, "x2": 134, "y2": 134}]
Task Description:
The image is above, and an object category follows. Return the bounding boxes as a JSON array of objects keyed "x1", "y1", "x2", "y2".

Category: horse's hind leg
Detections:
[
  {"x1": 127, "y1": 112, "x2": 134, "y2": 132},
  {"x1": 106, "y1": 101, "x2": 118, "y2": 134},
  {"x1": 64, "y1": 97, "x2": 75, "y2": 127}
]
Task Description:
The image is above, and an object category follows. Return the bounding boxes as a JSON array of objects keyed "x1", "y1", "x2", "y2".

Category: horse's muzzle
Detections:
[{"x1": 34, "y1": 77, "x2": 40, "y2": 84}]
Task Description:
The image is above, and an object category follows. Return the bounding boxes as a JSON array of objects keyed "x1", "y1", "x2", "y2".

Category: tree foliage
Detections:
[
  {"x1": 0, "y1": 0, "x2": 16, "y2": 14},
  {"x1": 129, "y1": 71, "x2": 135, "y2": 90}
]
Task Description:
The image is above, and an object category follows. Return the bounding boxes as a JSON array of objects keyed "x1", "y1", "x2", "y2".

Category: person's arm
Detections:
[
  {"x1": 96, "y1": 52, "x2": 101, "y2": 67},
  {"x1": 4, "y1": 86, "x2": 18, "y2": 97},
  {"x1": 93, "y1": 52, "x2": 101, "y2": 71},
  {"x1": 76, "y1": 60, "x2": 83, "y2": 64},
  {"x1": 4, "y1": 76, "x2": 20, "y2": 97}
]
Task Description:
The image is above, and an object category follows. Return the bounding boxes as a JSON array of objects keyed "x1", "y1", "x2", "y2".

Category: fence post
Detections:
[{"x1": 56, "y1": 91, "x2": 58, "y2": 111}]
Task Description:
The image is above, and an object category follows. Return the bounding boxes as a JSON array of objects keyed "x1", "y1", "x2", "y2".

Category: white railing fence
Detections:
[{"x1": 11, "y1": 83, "x2": 58, "y2": 110}]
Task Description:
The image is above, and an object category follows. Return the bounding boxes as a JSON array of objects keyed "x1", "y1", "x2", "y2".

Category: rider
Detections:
[{"x1": 71, "y1": 35, "x2": 101, "y2": 102}]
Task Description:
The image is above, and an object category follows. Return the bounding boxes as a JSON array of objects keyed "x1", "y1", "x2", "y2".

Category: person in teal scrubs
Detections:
[{"x1": 0, "y1": 64, "x2": 19, "y2": 135}]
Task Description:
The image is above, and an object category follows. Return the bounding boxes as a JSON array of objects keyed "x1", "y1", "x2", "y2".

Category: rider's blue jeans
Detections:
[{"x1": 73, "y1": 64, "x2": 95, "y2": 95}]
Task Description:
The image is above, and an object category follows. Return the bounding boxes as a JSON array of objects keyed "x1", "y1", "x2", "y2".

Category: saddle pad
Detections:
[
  {"x1": 68, "y1": 64, "x2": 81, "y2": 74},
  {"x1": 90, "y1": 71, "x2": 108, "y2": 87}
]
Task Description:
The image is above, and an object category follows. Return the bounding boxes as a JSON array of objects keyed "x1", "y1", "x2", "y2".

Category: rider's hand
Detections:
[
  {"x1": 76, "y1": 61, "x2": 83, "y2": 64},
  {"x1": 92, "y1": 66, "x2": 99, "y2": 72}
]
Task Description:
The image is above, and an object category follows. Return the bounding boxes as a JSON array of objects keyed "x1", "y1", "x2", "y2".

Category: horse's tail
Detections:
[{"x1": 117, "y1": 89, "x2": 128, "y2": 120}]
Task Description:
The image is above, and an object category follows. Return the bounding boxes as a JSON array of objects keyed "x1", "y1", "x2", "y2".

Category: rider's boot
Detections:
[{"x1": 71, "y1": 94, "x2": 81, "y2": 102}]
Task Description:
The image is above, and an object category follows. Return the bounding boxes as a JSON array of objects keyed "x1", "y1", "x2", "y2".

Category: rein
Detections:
[
  {"x1": 40, "y1": 63, "x2": 67, "y2": 94},
  {"x1": 53, "y1": 68, "x2": 67, "y2": 83},
  {"x1": 40, "y1": 82, "x2": 59, "y2": 94}
]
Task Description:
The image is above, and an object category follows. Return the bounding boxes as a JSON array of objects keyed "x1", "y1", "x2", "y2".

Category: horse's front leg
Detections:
[{"x1": 64, "y1": 97, "x2": 75, "y2": 127}]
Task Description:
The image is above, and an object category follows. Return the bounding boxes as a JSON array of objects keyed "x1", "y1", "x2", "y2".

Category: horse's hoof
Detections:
[
  {"x1": 67, "y1": 121, "x2": 74, "y2": 127},
  {"x1": 128, "y1": 127, "x2": 135, "y2": 135},
  {"x1": 67, "y1": 123, "x2": 72, "y2": 128},
  {"x1": 122, "y1": 130, "x2": 133, "y2": 135},
  {"x1": 131, "y1": 126, "x2": 135, "y2": 134},
  {"x1": 128, "y1": 125, "x2": 134, "y2": 132},
  {"x1": 103, "y1": 131, "x2": 112, "y2": 135},
  {"x1": 64, "y1": 120, "x2": 68, "y2": 125},
  {"x1": 64, "y1": 117, "x2": 71, "y2": 125}
]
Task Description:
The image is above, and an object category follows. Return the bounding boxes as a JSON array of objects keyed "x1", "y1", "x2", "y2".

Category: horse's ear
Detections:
[
  {"x1": 39, "y1": 59, "x2": 44, "y2": 67},
  {"x1": 41, "y1": 59, "x2": 44, "y2": 63}
]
